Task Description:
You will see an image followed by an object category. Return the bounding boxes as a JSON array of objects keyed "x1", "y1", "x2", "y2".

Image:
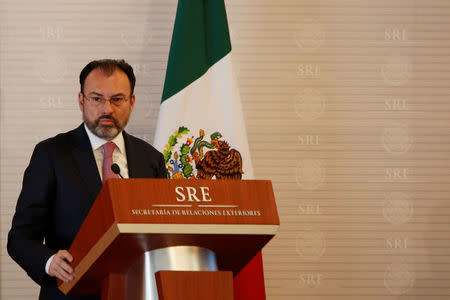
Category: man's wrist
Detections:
[{"x1": 45, "y1": 254, "x2": 55, "y2": 275}]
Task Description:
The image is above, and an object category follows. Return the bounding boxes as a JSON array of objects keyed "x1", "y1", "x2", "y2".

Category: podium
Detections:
[{"x1": 58, "y1": 179, "x2": 279, "y2": 300}]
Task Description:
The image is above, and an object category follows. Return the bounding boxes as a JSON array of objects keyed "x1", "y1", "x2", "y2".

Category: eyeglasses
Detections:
[{"x1": 82, "y1": 93, "x2": 129, "y2": 107}]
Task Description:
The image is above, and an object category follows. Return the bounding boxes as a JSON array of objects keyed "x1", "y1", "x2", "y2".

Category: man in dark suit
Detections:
[{"x1": 7, "y1": 59, "x2": 166, "y2": 300}]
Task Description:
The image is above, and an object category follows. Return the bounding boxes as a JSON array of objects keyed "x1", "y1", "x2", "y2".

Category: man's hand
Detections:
[{"x1": 48, "y1": 250, "x2": 74, "y2": 282}]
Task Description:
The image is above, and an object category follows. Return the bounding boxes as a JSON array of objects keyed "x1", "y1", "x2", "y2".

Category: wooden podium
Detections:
[{"x1": 58, "y1": 179, "x2": 279, "y2": 300}]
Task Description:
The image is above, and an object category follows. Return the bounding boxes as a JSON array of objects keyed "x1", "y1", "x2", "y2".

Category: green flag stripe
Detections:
[{"x1": 161, "y1": 0, "x2": 232, "y2": 103}]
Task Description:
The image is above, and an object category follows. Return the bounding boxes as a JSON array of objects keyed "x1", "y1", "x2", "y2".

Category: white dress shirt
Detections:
[
  {"x1": 84, "y1": 123, "x2": 129, "y2": 180},
  {"x1": 45, "y1": 124, "x2": 129, "y2": 274}
]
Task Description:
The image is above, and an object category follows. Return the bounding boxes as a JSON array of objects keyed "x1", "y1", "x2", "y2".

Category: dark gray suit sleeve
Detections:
[{"x1": 7, "y1": 142, "x2": 57, "y2": 285}]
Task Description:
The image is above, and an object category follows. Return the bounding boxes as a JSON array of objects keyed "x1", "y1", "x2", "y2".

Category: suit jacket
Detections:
[{"x1": 7, "y1": 124, "x2": 166, "y2": 300}]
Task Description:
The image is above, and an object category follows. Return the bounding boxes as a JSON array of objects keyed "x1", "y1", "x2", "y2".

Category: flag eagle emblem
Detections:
[{"x1": 164, "y1": 126, "x2": 243, "y2": 180}]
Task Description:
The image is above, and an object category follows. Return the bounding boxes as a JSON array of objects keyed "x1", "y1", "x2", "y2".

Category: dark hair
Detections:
[{"x1": 79, "y1": 59, "x2": 136, "y2": 95}]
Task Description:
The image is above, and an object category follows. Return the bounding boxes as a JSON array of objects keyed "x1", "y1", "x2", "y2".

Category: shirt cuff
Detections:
[{"x1": 45, "y1": 255, "x2": 55, "y2": 275}]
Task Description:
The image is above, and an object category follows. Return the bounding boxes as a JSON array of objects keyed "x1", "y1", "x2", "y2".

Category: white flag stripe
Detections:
[{"x1": 154, "y1": 53, "x2": 254, "y2": 179}]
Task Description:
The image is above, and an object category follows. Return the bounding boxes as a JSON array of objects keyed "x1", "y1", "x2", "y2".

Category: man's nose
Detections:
[{"x1": 102, "y1": 99, "x2": 114, "y2": 113}]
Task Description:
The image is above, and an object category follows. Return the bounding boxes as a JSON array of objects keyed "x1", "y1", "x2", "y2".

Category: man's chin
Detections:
[{"x1": 94, "y1": 125, "x2": 120, "y2": 139}]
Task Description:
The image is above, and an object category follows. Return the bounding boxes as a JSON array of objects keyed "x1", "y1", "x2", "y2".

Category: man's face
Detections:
[{"x1": 78, "y1": 68, "x2": 135, "y2": 140}]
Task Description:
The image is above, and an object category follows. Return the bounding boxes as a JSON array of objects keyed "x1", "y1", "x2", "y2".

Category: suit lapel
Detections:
[
  {"x1": 72, "y1": 124, "x2": 102, "y2": 199},
  {"x1": 123, "y1": 131, "x2": 145, "y2": 178}
]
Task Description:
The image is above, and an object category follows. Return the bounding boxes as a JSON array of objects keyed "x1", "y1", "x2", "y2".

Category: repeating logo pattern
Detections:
[
  {"x1": 382, "y1": 192, "x2": 414, "y2": 225},
  {"x1": 35, "y1": 51, "x2": 68, "y2": 83},
  {"x1": 381, "y1": 30, "x2": 416, "y2": 297},
  {"x1": 294, "y1": 88, "x2": 326, "y2": 121},
  {"x1": 121, "y1": 29, "x2": 153, "y2": 48},
  {"x1": 381, "y1": 55, "x2": 413, "y2": 86},
  {"x1": 295, "y1": 159, "x2": 325, "y2": 190},
  {"x1": 381, "y1": 123, "x2": 413, "y2": 154},
  {"x1": 384, "y1": 262, "x2": 415, "y2": 295},
  {"x1": 294, "y1": 19, "x2": 325, "y2": 50},
  {"x1": 296, "y1": 230, "x2": 326, "y2": 261}
]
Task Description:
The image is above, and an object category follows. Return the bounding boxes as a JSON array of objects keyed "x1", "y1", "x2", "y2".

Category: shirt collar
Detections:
[{"x1": 83, "y1": 123, "x2": 126, "y2": 154}]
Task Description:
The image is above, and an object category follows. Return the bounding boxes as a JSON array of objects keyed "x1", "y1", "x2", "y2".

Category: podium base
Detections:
[{"x1": 125, "y1": 246, "x2": 218, "y2": 300}]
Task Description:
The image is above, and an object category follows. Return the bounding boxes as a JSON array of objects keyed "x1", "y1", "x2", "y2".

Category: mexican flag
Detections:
[{"x1": 153, "y1": 0, "x2": 265, "y2": 299}]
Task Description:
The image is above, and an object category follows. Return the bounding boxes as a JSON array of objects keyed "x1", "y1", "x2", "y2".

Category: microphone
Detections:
[{"x1": 111, "y1": 163, "x2": 124, "y2": 178}]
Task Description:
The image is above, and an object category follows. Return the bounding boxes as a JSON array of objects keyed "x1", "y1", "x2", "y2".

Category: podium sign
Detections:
[{"x1": 58, "y1": 179, "x2": 279, "y2": 298}]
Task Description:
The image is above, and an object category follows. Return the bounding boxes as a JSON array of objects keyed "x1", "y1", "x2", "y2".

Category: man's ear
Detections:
[
  {"x1": 78, "y1": 92, "x2": 84, "y2": 112},
  {"x1": 130, "y1": 94, "x2": 136, "y2": 111}
]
